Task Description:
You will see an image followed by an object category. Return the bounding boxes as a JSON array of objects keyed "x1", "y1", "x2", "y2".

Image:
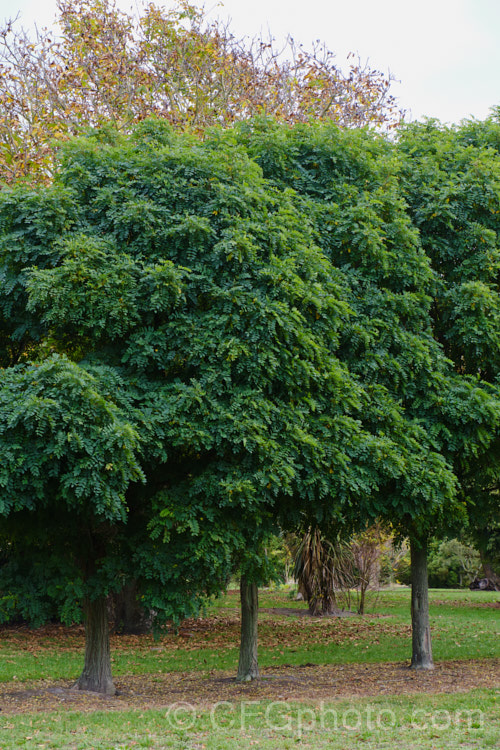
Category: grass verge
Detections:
[{"x1": 0, "y1": 688, "x2": 498, "y2": 749}]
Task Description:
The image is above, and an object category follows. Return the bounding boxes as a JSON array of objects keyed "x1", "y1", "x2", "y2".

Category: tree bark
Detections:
[
  {"x1": 480, "y1": 553, "x2": 500, "y2": 590},
  {"x1": 410, "y1": 536, "x2": 434, "y2": 670},
  {"x1": 76, "y1": 597, "x2": 117, "y2": 694},
  {"x1": 358, "y1": 583, "x2": 367, "y2": 616},
  {"x1": 236, "y1": 576, "x2": 259, "y2": 681},
  {"x1": 110, "y1": 581, "x2": 152, "y2": 634}
]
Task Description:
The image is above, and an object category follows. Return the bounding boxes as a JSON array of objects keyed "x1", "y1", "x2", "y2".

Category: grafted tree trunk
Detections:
[
  {"x1": 236, "y1": 576, "x2": 259, "y2": 682},
  {"x1": 410, "y1": 536, "x2": 434, "y2": 670},
  {"x1": 76, "y1": 597, "x2": 116, "y2": 694}
]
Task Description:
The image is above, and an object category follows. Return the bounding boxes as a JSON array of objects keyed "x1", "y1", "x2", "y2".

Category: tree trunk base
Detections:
[
  {"x1": 73, "y1": 677, "x2": 117, "y2": 695},
  {"x1": 236, "y1": 577, "x2": 259, "y2": 682},
  {"x1": 236, "y1": 672, "x2": 260, "y2": 682},
  {"x1": 410, "y1": 536, "x2": 434, "y2": 671},
  {"x1": 409, "y1": 661, "x2": 435, "y2": 671},
  {"x1": 77, "y1": 596, "x2": 117, "y2": 695}
]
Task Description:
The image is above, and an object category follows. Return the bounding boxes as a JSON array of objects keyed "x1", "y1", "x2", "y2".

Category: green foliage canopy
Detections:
[
  {"x1": 232, "y1": 118, "x2": 500, "y2": 541},
  {"x1": 0, "y1": 121, "x2": 457, "y2": 627},
  {"x1": 397, "y1": 117, "x2": 500, "y2": 566}
]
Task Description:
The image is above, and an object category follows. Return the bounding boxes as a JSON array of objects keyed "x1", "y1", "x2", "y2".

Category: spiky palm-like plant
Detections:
[{"x1": 293, "y1": 528, "x2": 354, "y2": 616}]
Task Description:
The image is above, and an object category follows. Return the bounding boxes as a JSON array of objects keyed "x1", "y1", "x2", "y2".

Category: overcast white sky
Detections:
[{"x1": 1, "y1": 0, "x2": 499, "y2": 124}]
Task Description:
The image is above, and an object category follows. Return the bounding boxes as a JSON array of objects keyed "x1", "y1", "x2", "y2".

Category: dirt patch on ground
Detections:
[{"x1": 1, "y1": 659, "x2": 498, "y2": 715}]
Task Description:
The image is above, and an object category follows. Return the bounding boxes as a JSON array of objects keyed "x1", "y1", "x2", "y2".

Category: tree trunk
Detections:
[
  {"x1": 76, "y1": 597, "x2": 117, "y2": 694},
  {"x1": 480, "y1": 554, "x2": 500, "y2": 590},
  {"x1": 236, "y1": 576, "x2": 259, "y2": 681},
  {"x1": 410, "y1": 536, "x2": 434, "y2": 670},
  {"x1": 110, "y1": 581, "x2": 152, "y2": 634},
  {"x1": 358, "y1": 582, "x2": 367, "y2": 615}
]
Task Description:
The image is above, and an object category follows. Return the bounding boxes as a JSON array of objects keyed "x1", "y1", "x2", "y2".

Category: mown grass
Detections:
[
  {"x1": 0, "y1": 589, "x2": 498, "y2": 683},
  {"x1": 0, "y1": 589, "x2": 498, "y2": 749},
  {"x1": 0, "y1": 689, "x2": 498, "y2": 749}
]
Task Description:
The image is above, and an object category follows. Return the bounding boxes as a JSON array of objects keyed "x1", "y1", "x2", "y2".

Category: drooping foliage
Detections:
[
  {"x1": 2, "y1": 115, "x2": 500, "y2": 686},
  {"x1": 232, "y1": 119, "x2": 500, "y2": 543},
  {"x1": 397, "y1": 117, "x2": 500, "y2": 578},
  {"x1": 228, "y1": 117, "x2": 500, "y2": 669},
  {"x1": 0, "y1": 121, "x2": 459, "y2": 689}
]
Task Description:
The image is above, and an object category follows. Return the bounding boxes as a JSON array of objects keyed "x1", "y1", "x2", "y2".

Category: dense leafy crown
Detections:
[
  {"x1": 232, "y1": 119, "x2": 500, "y2": 536},
  {"x1": 0, "y1": 119, "x2": 484, "y2": 625},
  {"x1": 396, "y1": 117, "x2": 500, "y2": 562}
]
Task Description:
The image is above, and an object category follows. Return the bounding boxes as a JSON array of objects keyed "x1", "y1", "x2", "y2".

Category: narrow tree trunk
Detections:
[
  {"x1": 236, "y1": 576, "x2": 259, "y2": 681},
  {"x1": 410, "y1": 536, "x2": 434, "y2": 670},
  {"x1": 76, "y1": 597, "x2": 117, "y2": 694},
  {"x1": 358, "y1": 582, "x2": 367, "y2": 615}
]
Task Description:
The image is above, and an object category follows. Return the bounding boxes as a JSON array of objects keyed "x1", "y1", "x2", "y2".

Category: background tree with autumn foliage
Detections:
[{"x1": 0, "y1": 0, "x2": 402, "y2": 184}]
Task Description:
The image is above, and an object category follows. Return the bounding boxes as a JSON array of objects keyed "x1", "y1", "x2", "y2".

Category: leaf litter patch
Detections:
[{"x1": 0, "y1": 660, "x2": 498, "y2": 715}]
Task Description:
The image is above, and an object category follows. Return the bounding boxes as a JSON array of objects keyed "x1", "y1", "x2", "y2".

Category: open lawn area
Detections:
[{"x1": 0, "y1": 588, "x2": 498, "y2": 749}]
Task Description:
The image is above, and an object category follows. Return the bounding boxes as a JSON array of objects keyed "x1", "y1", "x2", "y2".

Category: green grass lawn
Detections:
[
  {"x1": 1, "y1": 588, "x2": 497, "y2": 682},
  {"x1": 0, "y1": 588, "x2": 498, "y2": 749},
  {"x1": 0, "y1": 689, "x2": 498, "y2": 749}
]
